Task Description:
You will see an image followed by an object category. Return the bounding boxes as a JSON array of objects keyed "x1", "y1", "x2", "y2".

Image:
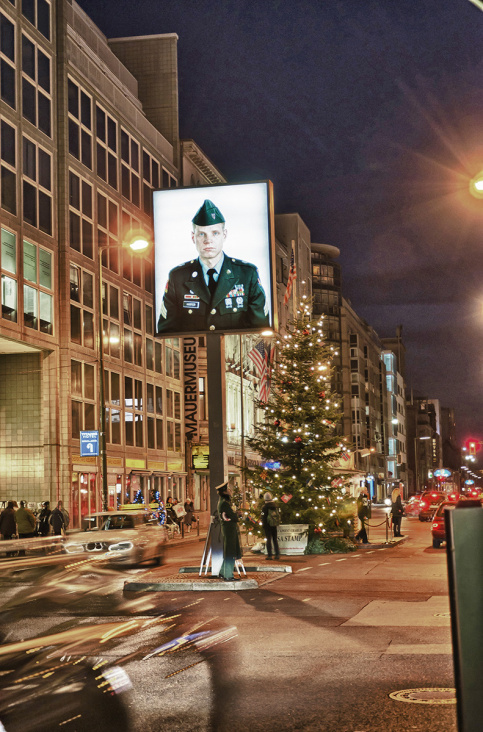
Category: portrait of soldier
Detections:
[{"x1": 157, "y1": 199, "x2": 270, "y2": 333}]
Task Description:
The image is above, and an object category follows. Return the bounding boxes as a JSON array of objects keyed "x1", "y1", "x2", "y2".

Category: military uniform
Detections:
[{"x1": 157, "y1": 254, "x2": 270, "y2": 333}]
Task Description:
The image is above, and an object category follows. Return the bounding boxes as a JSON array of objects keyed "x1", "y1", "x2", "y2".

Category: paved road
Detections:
[{"x1": 0, "y1": 511, "x2": 456, "y2": 731}]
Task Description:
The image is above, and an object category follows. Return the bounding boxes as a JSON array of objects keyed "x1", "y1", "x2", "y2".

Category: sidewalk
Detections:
[{"x1": 124, "y1": 506, "x2": 406, "y2": 593}]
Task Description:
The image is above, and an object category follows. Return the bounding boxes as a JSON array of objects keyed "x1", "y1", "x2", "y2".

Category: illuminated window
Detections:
[
  {"x1": 23, "y1": 239, "x2": 53, "y2": 333},
  {"x1": 1, "y1": 227, "x2": 17, "y2": 322}
]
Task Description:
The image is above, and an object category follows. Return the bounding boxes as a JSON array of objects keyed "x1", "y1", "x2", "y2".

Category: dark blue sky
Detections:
[{"x1": 78, "y1": 0, "x2": 483, "y2": 443}]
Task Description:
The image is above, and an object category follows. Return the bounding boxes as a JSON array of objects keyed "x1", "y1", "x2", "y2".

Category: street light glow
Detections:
[
  {"x1": 469, "y1": 171, "x2": 483, "y2": 198},
  {"x1": 129, "y1": 237, "x2": 150, "y2": 252}
]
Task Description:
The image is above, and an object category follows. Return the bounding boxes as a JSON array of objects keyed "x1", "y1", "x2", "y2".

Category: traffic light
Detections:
[{"x1": 467, "y1": 439, "x2": 479, "y2": 456}]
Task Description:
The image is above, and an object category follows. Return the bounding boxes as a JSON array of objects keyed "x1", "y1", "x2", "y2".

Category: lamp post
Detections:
[{"x1": 98, "y1": 234, "x2": 150, "y2": 511}]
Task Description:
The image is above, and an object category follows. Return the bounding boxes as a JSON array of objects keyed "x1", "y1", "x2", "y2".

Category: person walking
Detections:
[
  {"x1": 0, "y1": 501, "x2": 18, "y2": 556},
  {"x1": 391, "y1": 486, "x2": 404, "y2": 537},
  {"x1": 15, "y1": 500, "x2": 36, "y2": 538},
  {"x1": 261, "y1": 492, "x2": 281, "y2": 560},
  {"x1": 37, "y1": 501, "x2": 52, "y2": 536},
  {"x1": 49, "y1": 502, "x2": 66, "y2": 536},
  {"x1": 355, "y1": 491, "x2": 370, "y2": 544},
  {"x1": 216, "y1": 483, "x2": 242, "y2": 581}
]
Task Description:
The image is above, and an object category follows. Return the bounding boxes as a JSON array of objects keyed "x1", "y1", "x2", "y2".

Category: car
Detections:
[
  {"x1": 431, "y1": 501, "x2": 457, "y2": 547},
  {"x1": 418, "y1": 491, "x2": 446, "y2": 522},
  {"x1": 403, "y1": 494, "x2": 422, "y2": 517},
  {"x1": 0, "y1": 646, "x2": 131, "y2": 732},
  {"x1": 431, "y1": 498, "x2": 483, "y2": 548},
  {"x1": 64, "y1": 510, "x2": 167, "y2": 565}
]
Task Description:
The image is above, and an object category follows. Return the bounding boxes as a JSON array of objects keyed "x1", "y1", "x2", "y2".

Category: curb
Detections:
[{"x1": 124, "y1": 578, "x2": 259, "y2": 591}]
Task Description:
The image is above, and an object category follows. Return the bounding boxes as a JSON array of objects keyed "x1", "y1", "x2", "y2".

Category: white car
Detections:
[{"x1": 64, "y1": 511, "x2": 167, "y2": 566}]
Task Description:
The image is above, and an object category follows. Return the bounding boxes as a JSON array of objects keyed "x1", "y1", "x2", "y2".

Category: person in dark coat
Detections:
[
  {"x1": 37, "y1": 501, "x2": 52, "y2": 536},
  {"x1": 49, "y1": 503, "x2": 66, "y2": 536},
  {"x1": 261, "y1": 491, "x2": 280, "y2": 560},
  {"x1": 355, "y1": 491, "x2": 370, "y2": 544},
  {"x1": 216, "y1": 483, "x2": 242, "y2": 581},
  {"x1": 157, "y1": 199, "x2": 269, "y2": 333},
  {"x1": 0, "y1": 501, "x2": 17, "y2": 556},
  {"x1": 391, "y1": 487, "x2": 404, "y2": 537}
]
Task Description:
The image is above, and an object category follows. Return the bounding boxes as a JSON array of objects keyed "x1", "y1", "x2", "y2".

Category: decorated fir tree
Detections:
[{"x1": 243, "y1": 301, "x2": 355, "y2": 549}]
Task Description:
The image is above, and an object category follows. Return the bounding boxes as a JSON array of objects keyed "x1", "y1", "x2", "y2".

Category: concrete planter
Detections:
[{"x1": 278, "y1": 524, "x2": 309, "y2": 555}]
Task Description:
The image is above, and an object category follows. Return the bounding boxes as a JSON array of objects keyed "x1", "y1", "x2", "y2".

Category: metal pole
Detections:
[
  {"x1": 206, "y1": 332, "x2": 227, "y2": 576},
  {"x1": 98, "y1": 248, "x2": 108, "y2": 511},
  {"x1": 414, "y1": 436, "x2": 418, "y2": 495}
]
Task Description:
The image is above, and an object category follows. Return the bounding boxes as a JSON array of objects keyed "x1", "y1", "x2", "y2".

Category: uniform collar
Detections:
[{"x1": 199, "y1": 253, "x2": 225, "y2": 281}]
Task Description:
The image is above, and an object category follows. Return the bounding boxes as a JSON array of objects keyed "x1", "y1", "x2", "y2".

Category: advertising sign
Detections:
[
  {"x1": 154, "y1": 181, "x2": 276, "y2": 336},
  {"x1": 80, "y1": 431, "x2": 99, "y2": 457}
]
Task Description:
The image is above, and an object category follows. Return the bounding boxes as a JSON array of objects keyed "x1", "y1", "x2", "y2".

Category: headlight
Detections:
[
  {"x1": 108, "y1": 541, "x2": 134, "y2": 553},
  {"x1": 64, "y1": 544, "x2": 85, "y2": 554},
  {"x1": 384, "y1": 498, "x2": 391, "y2": 506}
]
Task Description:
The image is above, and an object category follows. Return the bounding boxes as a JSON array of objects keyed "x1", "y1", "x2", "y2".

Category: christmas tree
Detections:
[{"x1": 243, "y1": 301, "x2": 355, "y2": 549}]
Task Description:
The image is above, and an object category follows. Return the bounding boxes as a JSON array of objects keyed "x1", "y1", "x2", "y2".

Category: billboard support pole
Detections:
[{"x1": 206, "y1": 332, "x2": 227, "y2": 576}]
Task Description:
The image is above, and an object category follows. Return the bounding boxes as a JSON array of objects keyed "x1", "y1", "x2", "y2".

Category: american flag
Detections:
[
  {"x1": 283, "y1": 246, "x2": 297, "y2": 305},
  {"x1": 248, "y1": 341, "x2": 275, "y2": 402}
]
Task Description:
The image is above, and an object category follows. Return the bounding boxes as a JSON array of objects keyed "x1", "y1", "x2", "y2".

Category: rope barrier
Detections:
[{"x1": 365, "y1": 518, "x2": 389, "y2": 528}]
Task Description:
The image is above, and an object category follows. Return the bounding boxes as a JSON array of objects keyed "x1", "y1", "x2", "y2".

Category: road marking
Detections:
[
  {"x1": 319, "y1": 562, "x2": 329, "y2": 566},
  {"x1": 351, "y1": 555, "x2": 361, "y2": 558},
  {"x1": 336, "y1": 558, "x2": 347, "y2": 561},
  {"x1": 277, "y1": 597, "x2": 284, "y2": 601},
  {"x1": 296, "y1": 567, "x2": 312, "y2": 572},
  {"x1": 302, "y1": 598, "x2": 311, "y2": 602},
  {"x1": 365, "y1": 550, "x2": 375, "y2": 554}
]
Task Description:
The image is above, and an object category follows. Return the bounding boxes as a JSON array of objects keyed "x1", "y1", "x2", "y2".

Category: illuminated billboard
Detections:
[{"x1": 154, "y1": 181, "x2": 276, "y2": 336}]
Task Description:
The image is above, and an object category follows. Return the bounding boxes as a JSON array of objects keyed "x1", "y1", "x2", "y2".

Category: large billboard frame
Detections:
[{"x1": 153, "y1": 180, "x2": 277, "y2": 338}]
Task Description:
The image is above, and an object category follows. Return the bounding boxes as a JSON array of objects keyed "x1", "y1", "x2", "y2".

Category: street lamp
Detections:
[{"x1": 98, "y1": 233, "x2": 151, "y2": 511}]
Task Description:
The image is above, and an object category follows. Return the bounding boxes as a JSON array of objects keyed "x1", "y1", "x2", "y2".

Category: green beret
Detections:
[{"x1": 192, "y1": 199, "x2": 225, "y2": 226}]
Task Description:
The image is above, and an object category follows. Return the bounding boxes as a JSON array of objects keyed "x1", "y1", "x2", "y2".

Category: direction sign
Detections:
[{"x1": 80, "y1": 431, "x2": 99, "y2": 457}]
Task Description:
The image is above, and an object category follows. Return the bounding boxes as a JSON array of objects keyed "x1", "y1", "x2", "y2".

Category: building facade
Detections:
[{"x1": 0, "y1": 0, "x2": 187, "y2": 524}]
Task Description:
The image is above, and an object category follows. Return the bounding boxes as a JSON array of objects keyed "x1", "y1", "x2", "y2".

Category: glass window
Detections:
[
  {"x1": 71, "y1": 360, "x2": 82, "y2": 397},
  {"x1": 23, "y1": 239, "x2": 37, "y2": 282},
  {"x1": 1, "y1": 165, "x2": 16, "y2": 214},
  {"x1": 23, "y1": 282, "x2": 37, "y2": 328},
  {"x1": 1, "y1": 13, "x2": 15, "y2": 61},
  {"x1": 1, "y1": 274, "x2": 17, "y2": 321},
  {"x1": 1, "y1": 228, "x2": 16, "y2": 273},
  {"x1": 39, "y1": 290, "x2": 51, "y2": 333}
]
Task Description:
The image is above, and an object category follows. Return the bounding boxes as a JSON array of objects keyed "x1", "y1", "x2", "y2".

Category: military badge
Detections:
[{"x1": 225, "y1": 298, "x2": 233, "y2": 308}]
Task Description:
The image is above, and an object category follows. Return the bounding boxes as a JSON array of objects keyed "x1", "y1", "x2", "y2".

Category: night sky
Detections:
[{"x1": 77, "y1": 0, "x2": 483, "y2": 444}]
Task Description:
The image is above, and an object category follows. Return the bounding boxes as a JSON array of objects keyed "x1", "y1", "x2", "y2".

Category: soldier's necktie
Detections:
[{"x1": 207, "y1": 268, "x2": 217, "y2": 298}]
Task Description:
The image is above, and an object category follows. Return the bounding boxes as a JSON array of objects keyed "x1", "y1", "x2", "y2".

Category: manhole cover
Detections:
[
  {"x1": 389, "y1": 688, "x2": 456, "y2": 705},
  {"x1": 433, "y1": 612, "x2": 451, "y2": 618}
]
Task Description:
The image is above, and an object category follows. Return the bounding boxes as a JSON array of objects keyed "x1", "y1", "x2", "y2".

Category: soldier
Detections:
[{"x1": 157, "y1": 199, "x2": 270, "y2": 333}]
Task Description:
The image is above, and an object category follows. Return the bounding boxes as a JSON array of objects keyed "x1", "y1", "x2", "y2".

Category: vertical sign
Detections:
[{"x1": 183, "y1": 336, "x2": 198, "y2": 441}]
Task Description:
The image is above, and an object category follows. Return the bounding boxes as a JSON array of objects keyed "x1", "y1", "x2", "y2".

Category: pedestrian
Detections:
[
  {"x1": 355, "y1": 491, "x2": 370, "y2": 544},
  {"x1": 0, "y1": 501, "x2": 18, "y2": 556},
  {"x1": 216, "y1": 482, "x2": 242, "y2": 581},
  {"x1": 183, "y1": 498, "x2": 195, "y2": 532},
  {"x1": 15, "y1": 500, "x2": 36, "y2": 538},
  {"x1": 58, "y1": 500, "x2": 70, "y2": 531},
  {"x1": 37, "y1": 501, "x2": 52, "y2": 536},
  {"x1": 261, "y1": 492, "x2": 281, "y2": 560},
  {"x1": 391, "y1": 487, "x2": 404, "y2": 537},
  {"x1": 49, "y1": 502, "x2": 66, "y2": 536}
]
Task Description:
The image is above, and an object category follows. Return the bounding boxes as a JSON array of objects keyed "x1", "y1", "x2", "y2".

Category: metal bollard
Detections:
[{"x1": 386, "y1": 514, "x2": 389, "y2": 543}]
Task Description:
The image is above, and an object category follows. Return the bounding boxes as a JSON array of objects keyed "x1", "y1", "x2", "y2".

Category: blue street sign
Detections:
[{"x1": 80, "y1": 430, "x2": 99, "y2": 457}]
